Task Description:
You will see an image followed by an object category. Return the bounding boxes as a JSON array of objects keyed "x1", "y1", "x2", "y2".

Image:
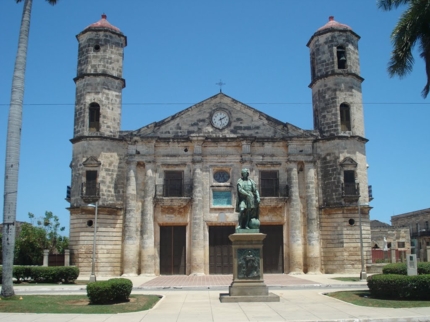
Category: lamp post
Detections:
[
  {"x1": 81, "y1": 182, "x2": 100, "y2": 283},
  {"x1": 89, "y1": 201, "x2": 98, "y2": 282},
  {"x1": 358, "y1": 198, "x2": 367, "y2": 280}
]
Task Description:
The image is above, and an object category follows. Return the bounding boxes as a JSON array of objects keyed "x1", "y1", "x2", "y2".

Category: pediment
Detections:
[
  {"x1": 340, "y1": 157, "x2": 357, "y2": 167},
  {"x1": 124, "y1": 93, "x2": 315, "y2": 140},
  {"x1": 82, "y1": 156, "x2": 101, "y2": 167}
]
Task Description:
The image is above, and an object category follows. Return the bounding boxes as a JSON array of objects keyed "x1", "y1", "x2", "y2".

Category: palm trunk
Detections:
[{"x1": 1, "y1": 0, "x2": 33, "y2": 297}]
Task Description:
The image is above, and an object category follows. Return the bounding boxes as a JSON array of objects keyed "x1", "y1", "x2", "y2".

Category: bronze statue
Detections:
[{"x1": 236, "y1": 168, "x2": 260, "y2": 229}]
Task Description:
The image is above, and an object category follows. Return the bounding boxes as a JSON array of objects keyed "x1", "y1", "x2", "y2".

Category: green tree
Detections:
[
  {"x1": 14, "y1": 223, "x2": 46, "y2": 265},
  {"x1": 2, "y1": 0, "x2": 59, "y2": 297},
  {"x1": 31, "y1": 211, "x2": 68, "y2": 254},
  {"x1": 378, "y1": 0, "x2": 430, "y2": 97},
  {"x1": 2, "y1": 212, "x2": 68, "y2": 266}
]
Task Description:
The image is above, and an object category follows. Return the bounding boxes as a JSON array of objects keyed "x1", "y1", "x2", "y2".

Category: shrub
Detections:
[
  {"x1": 382, "y1": 263, "x2": 407, "y2": 275},
  {"x1": 368, "y1": 274, "x2": 430, "y2": 300},
  {"x1": 87, "y1": 278, "x2": 133, "y2": 304},
  {"x1": 87, "y1": 280, "x2": 114, "y2": 304},
  {"x1": 382, "y1": 262, "x2": 430, "y2": 275},
  {"x1": 109, "y1": 278, "x2": 133, "y2": 302},
  {"x1": 0, "y1": 266, "x2": 79, "y2": 284}
]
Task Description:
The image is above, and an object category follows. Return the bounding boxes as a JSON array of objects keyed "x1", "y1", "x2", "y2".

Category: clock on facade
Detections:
[
  {"x1": 213, "y1": 170, "x2": 230, "y2": 183},
  {"x1": 211, "y1": 110, "x2": 230, "y2": 129}
]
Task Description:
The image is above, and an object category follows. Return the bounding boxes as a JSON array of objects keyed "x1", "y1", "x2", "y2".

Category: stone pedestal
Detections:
[{"x1": 219, "y1": 233, "x2": 280, "y2": 302}]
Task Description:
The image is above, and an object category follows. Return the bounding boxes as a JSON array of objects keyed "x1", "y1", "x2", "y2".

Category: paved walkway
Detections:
[{"x1": 1, "y1": 274, "x2": 430, "y2": 321}]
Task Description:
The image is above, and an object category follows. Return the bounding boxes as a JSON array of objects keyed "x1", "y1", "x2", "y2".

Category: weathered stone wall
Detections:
[
  {"x1": 76, "y1": 30, "x2": 126, "y2": 77},
  {"x1": 320, "y1": 206, "x2": 371, "y2": 273},
  {"x1": 69, "y1": 207, "x2": 123, "y2": 276},
  {"x1": 316, "y1": 138, "x2": 368, "y2": 206},
  {"x1": 74, "y1": 78, "x2": 124, "y2": 138}
]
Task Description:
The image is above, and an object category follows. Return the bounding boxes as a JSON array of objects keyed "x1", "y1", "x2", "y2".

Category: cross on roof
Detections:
[{"x1": 216, "y1": 80, "x2": 226, "y2": 93}]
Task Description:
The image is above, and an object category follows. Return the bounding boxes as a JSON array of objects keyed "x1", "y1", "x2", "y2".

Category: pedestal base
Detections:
[
  {"x1": 219, "y1": 292, "x2": 280, "y2": 303},
  {"x1": 219, "y1": 233, "x2": 280, "y2": 303}
]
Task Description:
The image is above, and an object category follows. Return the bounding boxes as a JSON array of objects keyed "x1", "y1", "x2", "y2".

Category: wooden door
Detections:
[
  {"x1": 260, "y1": 225, "x2": 284, "y2": 273},
  {"x1": 160, "y1": 226, "x2": 186, "y2": 275},
  {"x1": 209, "y1": 226, "x2": 235, "y2": 274}
]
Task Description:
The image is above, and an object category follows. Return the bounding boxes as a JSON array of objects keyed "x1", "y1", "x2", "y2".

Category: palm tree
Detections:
[
  {"x1": 1, "y1": 0, "x2": 59, "y2": 298},
  {"x1": 378, "y1": 0, "x2": 430, "y2": 97}
]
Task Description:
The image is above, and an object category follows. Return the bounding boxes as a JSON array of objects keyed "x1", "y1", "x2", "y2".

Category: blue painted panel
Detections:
[{"x1": 213, "y1": 191, "x2": 231, "y2": 206}]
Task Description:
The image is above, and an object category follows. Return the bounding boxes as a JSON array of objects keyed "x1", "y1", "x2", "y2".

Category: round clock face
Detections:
[
  {"x1": 214, "y1": 170, "x2": 230, "y2": 183},
  {"x1": 212, "y1": 110, "x2": 230, "y2": 129}
]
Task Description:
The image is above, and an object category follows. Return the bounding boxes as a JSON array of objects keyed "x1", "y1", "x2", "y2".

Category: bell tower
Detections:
[
  {"x1": 307, "y1": 17, "x2": 371, "y2": 275},
  {"x1": 69, "y1": 15, "x2": 128, "y2": 277},
  {"x1": 73, "y1": 14, "x2": 127, "y2": 138},
  {"x1": 307, "y1": 16, "x2": 364, "y2": 138}
]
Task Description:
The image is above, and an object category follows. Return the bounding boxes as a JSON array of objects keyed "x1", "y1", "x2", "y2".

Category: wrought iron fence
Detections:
[
  {"x1": 156, "y1": 184, "x2": 193, "y2": 197},
  {"x1": 342, "y1": 182, "x2": 359, "y2": 196},
  {"x1": 81, "y1": 182, "x2": 100, "y2": 203}
]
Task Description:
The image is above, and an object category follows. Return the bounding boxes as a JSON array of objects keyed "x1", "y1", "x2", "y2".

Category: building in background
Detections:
[
  {"x1": 370, "y1": 220, "x2": 410, "y2": 263},
  {"x1": 391, "y1": 208, "x2": 430, "y2": 261},
  {"x1": 67, "y1": 15, "x2": 372, "y2": 276}
]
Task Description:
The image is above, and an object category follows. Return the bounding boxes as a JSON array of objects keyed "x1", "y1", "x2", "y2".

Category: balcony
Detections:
[
  {"x1": 342, "y1": 182, "x2": 360, "y2": 202},
  {"x1": 155, "y1": 184, "x2": 192, "y2": 206},
  {"x1": 411, "y1": 230, "x2": 430, "y2": 238},
  {"x1": 368, "y1": 185, "x2": 374, "y2": 201},
  {"x1": 81, "y1": 182, "x2": 100, "y2": 204}
]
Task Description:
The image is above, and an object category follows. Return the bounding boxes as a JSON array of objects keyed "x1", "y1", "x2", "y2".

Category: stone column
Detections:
[
  {"x1": 140, "y1": 162, "x2": 155, "y2": 275},
  {"x1": 190, "y1": 164, "x2": 204, "y2": 275},
  {"x1": 391, "y1": 249, "x2": 397, "y2": 263},
  {"x1": 64, "y1": 249, "x2": 70, "y2": 266},
  {"x1": 43, "y1": 249, "x2": 49, "y2": 267},
  {"x1": 305, "y1": 162, "x2": 321, "y2": 274},
  {"x1": 122, "y1": 162, "x2": 140, "y2": 276},
  {"x1": 288, "y1": 163, "x2": 303, "y2": 274}
]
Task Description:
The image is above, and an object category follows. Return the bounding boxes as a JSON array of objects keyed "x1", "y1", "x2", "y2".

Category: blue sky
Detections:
[{"x1": 1, "y1": 0, "x2": 429, "y2": 235}]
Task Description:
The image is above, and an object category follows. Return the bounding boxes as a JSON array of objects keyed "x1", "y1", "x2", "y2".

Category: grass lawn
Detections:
[
  {"x1": 327, "y1": 290, "x2": 430, "y2": 308},
  {"x1": 0, "y1": 294, "x2": 161, "y2": 314},
  {"x1": 331, "y1": 277, "x2": 362, "y2": 282}
]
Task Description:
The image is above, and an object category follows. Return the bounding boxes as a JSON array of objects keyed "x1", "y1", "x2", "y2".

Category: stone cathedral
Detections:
[{"x1": 68, "y1": 15, "x2": 372, "y2": 277}]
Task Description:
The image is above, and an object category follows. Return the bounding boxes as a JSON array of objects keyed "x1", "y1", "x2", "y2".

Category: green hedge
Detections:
[
  {"x1": 0, "y1": 266, "x2": 79, "y2": 283},
  {"x1": 368, "y1": 274, "x2": 430, "y2": 300},
  {"x1": 87, "y1": 278, "x2": 133, "y2": 304},
  {"x1": 382, "y1": 262, "x2": 430, "y2": 275}
]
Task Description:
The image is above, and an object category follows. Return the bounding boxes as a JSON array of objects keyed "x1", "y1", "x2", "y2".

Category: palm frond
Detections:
[
  {"x1": 388, "y1": 8, "x2": 418, "y2": 77},
  {"x1": 419, "y1": 35, "x2": 430, "y2": 97},
  {"x1": 388, "y1": 1, "x2": 430, "y2": 78},
  {"x1": 377, "y1": 0, "x2": 411, "y2": 11},
  {"x1": 46, "y1": 0, "x2": 59, "y2": 5}
]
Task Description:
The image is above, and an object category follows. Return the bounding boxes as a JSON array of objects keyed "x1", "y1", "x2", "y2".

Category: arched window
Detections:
[
  {"x1": 89, "y1": 103, "x2": 100, "y2": 132},
  {"x1": 340, "y1": 103, "x2": 351, "y2": 131},
  {"x1": 336, "y1": 46, "x2": 346, "y2": 69},
  {"x1": 310, "y1": 52, "x2": 316, "y2": 80}
]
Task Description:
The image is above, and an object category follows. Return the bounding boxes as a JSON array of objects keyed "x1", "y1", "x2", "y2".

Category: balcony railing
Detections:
[
  {"x1": 368, "y1": 185, "x2": 373, "y2": 201},
  {"x1": 259, "y1": 184, "x2": 289, "y2": 198},
  {"x1": 156, "y1": 184, "x2": 193, "y2": 198},
  {"x1": 342, "y1": 182, "x2": 359, "y2": 196},
  {"x1": 411, "y1": 230, "x2": 430, "y2": 238},
  {"x1": 81, "y1": 182, "x2": 100, "y2": 204}
]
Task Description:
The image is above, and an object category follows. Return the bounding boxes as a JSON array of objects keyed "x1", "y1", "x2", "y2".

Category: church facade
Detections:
[{"x1": 68, "y1": 15, "x2": 372, "y2": 276}]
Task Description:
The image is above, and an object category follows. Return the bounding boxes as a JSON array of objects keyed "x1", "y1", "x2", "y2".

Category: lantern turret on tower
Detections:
[
  {"x1": 307, "y1": 16, "x2": 364, "y2": 138},
  {"x1": 73, "y1": 14, "x2": 127, "y2": 138}
]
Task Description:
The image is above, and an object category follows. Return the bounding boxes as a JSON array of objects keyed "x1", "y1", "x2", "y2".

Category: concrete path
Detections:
[{"x1": 1, "y1": 274, "x2": 429, "y2": 321}]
